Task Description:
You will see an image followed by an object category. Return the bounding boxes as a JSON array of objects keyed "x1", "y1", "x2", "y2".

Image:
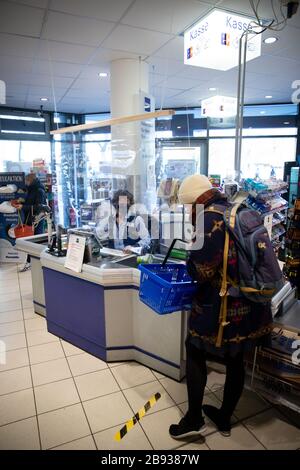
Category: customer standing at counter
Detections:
[
  {"x1": 96, "y1": 189, "x2": 151, "y2": 254},
  {"x1": 12, "y1": 173, "x2": 47, "y2": 235},
  {"x1": 169, "y1": 174, "x2": 273, "y2": 439},
  {"x1": 12, "y1": 173, "x2": 47, "y2": 271}
]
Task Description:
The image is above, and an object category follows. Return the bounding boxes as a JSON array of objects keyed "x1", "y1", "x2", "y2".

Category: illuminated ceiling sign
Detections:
[
  {"x1": 0, "y1": 80, "x2": 6, "y2": 104},
  {"x1": 184, "y1": 9, "x2": 261, "y2": 71},
  {"x1": 201, "y1": 95, "x2": 237, "y2": 118}
]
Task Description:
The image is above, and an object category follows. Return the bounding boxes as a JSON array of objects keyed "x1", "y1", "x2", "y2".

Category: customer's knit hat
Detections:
[{"x1": 178, "y1": 174, "x2": 212, "y2": 204}]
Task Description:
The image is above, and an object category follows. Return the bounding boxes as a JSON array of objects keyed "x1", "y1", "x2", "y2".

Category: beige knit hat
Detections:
[{"x1": 178, "y1": 174, "x2": 212, "y2": 204}]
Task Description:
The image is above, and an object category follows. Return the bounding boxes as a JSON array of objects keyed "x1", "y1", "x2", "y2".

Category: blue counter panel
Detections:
[{"x1": 43, "y1": 267, "x2": 107, "y2": 361}]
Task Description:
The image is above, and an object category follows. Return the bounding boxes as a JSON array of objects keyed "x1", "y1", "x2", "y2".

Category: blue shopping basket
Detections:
[{"x1": 138, "y1": 239, "x2": 197, "y2": 315}]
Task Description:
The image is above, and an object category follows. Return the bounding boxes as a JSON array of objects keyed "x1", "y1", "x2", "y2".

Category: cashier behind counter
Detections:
[{"x1": 95, "y1": 190, "x2": 151, "y2": 255}]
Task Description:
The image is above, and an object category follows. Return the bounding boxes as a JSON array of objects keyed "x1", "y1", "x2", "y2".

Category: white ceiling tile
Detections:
[
  {"x1": 27, "y1": 88, "x2": 65, "y2": 101},
  {"x1": 37, "y1": 40, "x2": 95, "y2": 64},
  {"x1": 155, "y1": 75, "x2": 203, "y2": 90},
  {"x1": 176, "y1": 64, "x2": 221, "y2": 81},
  {"x1": 7, "y1": 0, "x2": 48, "y2": 7},
  {"x1": 12, "y1": 73, "x2": 74, "y2": 88},
  {"x1": 5, "y1": 83, "x2": 29, "y2": 95},
  {"x1": 4, "y1": 97, "x2": 26, "y2": 107},
  {"x1": 149, "y1": 72, "x2": 166, "y2": 86},
  {"x1": 26, "y1": 85, "x2": 68, "y2": 97},
  {"x1": 246, "y1": 54, "x2": 300, "y2": 77},
  {"x1": 79, "y1": 65, "x2": 109, "y2": 80},
  {"x1": 274, "y1": 46, "x2": 300, "y2": 62},
  {"x1": 146, "y1": 56, "x2": 183, "y2": 76},
  {"x1": 0, "y1": 1, "x2": 45, "y2": 37},
  {"x1": 153, "y1": 36, "x2": 183, "y2": 60},
  {"x1": 216, "y1": 0, "x2": 274, "y2": 18},
  {"x1": 49, "y1": 0, "x2": 133, "y2": 22},
  {"x1": 121, "y1": 0, "x2": 212, "y2": 34},
  {"x1": 151, "y1": 85, "x2": 184, "y2": 99},
  {"x1": 32, "y1": 60, "x2": 83, "y2": 78},
  {"x1": 5, "y1": 92, "x2": 28, "y2": 103},
  {"x1": 0, "y1": 55, "x2": 34, "y2": 75},
  {"x1": 64, "y1": 87, "x2": 108, "y2": 100},
  {"x1": 102, "y1": 24, "x2": 172, "y2": 56},
  {"x1": 244, "y1": 87, "x2": 289, "y2": 102},
  {"x1": 0, "y1": 33, "x2": 40, "y2": 58},
  {"x1": 73, "y1": 76, "x2": 110, "y2": 91},
  {"x1": 90, "y1": 48, "x2": 145, "y2": 66},
  {"x1": 42, "y1": 11, "x2": 115, "y2": 47},
  {"x1": 262, "y1": 26, "x2": 300, "y2": 55}
]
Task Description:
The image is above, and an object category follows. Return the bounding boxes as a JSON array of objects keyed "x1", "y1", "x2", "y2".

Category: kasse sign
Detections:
[{"x1": 184, "y1": 9, "x2": 261, "y2": 71}]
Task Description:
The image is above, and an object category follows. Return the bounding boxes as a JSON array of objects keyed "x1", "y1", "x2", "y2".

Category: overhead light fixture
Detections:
[
  {"x1": 264, "y1": 37, "x2": 278, "y2": 44},
  {"x1": 40, "y1": 97, "x2": 48, "y2": 102},
  {"x1": 177, "y1": 126, "x2": 182, "y2": 129},
  {"x1": 209, "y1": 87, "x2": 217, "y2": 91},
  {"x1": 265, "y1": 95, "x2": 273, "y2": 99},
  {"x1": 260, "y1": 110, "x2": 266, "y2": 114},
  {"x1": 284, "y1": 121, "x2": 290, "y2": 125},
  {"x1": 98, "y1": 72, "x2": 108, "y2": 78}
]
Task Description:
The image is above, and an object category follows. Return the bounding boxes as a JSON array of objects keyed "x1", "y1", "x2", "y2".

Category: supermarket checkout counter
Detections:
[
  {"x1": 40, "y1": 250, "x2": 187, "y2": 381},
  {"x1": 16, "y1": 234, "x2": 50, "y2": 316}
]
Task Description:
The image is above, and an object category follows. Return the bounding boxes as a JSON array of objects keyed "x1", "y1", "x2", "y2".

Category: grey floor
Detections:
[{"x1": 0, "y1": 263, "x2": 300, "y2": 450}]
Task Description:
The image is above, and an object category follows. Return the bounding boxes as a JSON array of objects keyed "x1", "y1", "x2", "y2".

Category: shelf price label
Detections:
[{"x1": 264, "y1": 214, "x2": 273, "y2": 239}]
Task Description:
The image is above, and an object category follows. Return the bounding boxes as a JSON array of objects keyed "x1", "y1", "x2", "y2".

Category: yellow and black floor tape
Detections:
[{"x1": 115, "y1": 392, "x2": 161, "y2": 441}]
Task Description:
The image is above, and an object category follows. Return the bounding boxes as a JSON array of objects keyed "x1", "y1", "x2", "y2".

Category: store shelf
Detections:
[
  {"x1": 249, "y1": 189, "x2": 288, "y2": 201},
  {"x1": 262, "y1": 205, "x2": 289, "y2": 217},
  {"x1": 245, "y1": 370, "x2": 300, "y2": 413},
  {"x1": 273, "y1": 300, "x2": 300, "y2": 333},
  {"x1": 271, "y1": 230, "x2": 286, "y2": 241}
]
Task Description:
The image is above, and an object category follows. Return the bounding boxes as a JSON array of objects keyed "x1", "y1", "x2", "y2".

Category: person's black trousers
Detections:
[{"x1": 185, "y1": 339, "x2": 245, "y2": 425}]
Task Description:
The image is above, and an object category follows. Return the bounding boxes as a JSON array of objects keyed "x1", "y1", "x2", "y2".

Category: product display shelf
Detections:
[
  {"x1": 243, "y1": 179, "x2": 288, "y2": 251},
  {"x1": 245, "y1": 300, "x2": 300, "y2": 415},
  {"x1": 283, "y1": 198, "x2": 300, "y2": 292},
  {"x1": 245, "y1": 368, "x2": 300, "y2": 414}
]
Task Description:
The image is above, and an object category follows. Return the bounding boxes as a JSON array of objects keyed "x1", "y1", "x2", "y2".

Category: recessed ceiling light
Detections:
[
  {"x1": 40, "y1": 97, "x2": 48, "y2": 102},
  {"x1": 265, "y1": 95, "x2": 272, "y2": 99},
  {"x1": 264, "y1": 37, "x2": 278, "y2": 44},
  {"x1": 209, "y1": 87, "x2": 217, "y2": 91},
  {"x1": 284, "y1": 121, "x2": 290, "y2": 125},
  {"x1": 260, "y1": 111, "x2": 266, "y2": 114},
  {"x1": 98, "y1": 72, "x2": 108, "y2": 78},
  {"x1": 177, "y1": 126, "x2": 181, "y2": 129}
]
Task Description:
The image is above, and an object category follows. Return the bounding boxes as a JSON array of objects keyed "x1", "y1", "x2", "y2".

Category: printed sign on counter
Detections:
[{"x1": 64, "y1": 234, "x2": 85, "y2": 273}]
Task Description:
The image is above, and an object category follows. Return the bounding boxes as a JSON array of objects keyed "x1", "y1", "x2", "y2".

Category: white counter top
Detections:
[{"x1": 40, "y1": 250, "x2": 141, "y2": 288}]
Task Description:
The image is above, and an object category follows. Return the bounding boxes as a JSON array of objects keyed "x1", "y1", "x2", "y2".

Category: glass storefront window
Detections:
[
  {"x1": 208, "y1": 136, "x2": 297, "y2": 181},
  {"x1": 208, "y1": 138, "x2": 236, "y2": 180},
  {"x1": 241, "y1": 137, "x2": 297, "y2": 180},
  {"x1": 0, "y1": 140, "x2": 51, "y2": 172}
]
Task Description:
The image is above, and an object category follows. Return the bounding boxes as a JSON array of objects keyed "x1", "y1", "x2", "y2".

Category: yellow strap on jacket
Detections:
[{"x1": 215, "y1": 203, "x2": 240, "y2": 348}]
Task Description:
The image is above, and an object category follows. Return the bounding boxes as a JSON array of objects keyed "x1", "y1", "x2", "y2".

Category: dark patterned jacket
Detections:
[{"x1": 187, "y1": 189, "x2": 273, "y2": 356}]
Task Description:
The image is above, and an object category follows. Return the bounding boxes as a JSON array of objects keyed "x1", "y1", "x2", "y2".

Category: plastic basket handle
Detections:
[{"x1": 162, "y1": 238, "x2": 187, "y2": 266}]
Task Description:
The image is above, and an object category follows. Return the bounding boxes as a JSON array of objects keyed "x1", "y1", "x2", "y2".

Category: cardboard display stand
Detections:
[{"x1": 0, "y1": 172, "x2": 27, "y2": 263}]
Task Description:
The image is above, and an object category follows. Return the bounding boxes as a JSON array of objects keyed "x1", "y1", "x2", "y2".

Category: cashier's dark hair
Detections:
[{"x1": 112, "y1": 190, "x2": 135, "y2": 210}]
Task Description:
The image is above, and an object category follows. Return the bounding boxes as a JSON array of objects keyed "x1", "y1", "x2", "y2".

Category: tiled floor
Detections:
[{"x1": 0, "y1": 263, "x2": 300, "y2": 450}]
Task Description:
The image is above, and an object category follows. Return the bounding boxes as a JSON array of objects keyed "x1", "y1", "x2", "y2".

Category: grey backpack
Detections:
[{"x1": 223, "y1": 203, "x2": 284, "y2": 303}]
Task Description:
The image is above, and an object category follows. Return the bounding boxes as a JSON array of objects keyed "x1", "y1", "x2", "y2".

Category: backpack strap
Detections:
[{"x1": 215, "y1": 203, "x2": 240, "y2": 348}]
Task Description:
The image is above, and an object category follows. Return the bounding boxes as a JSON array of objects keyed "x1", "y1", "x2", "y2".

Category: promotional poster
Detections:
[{"x1": 0, "y1": 172, "x2": 27, "y2": 263}]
